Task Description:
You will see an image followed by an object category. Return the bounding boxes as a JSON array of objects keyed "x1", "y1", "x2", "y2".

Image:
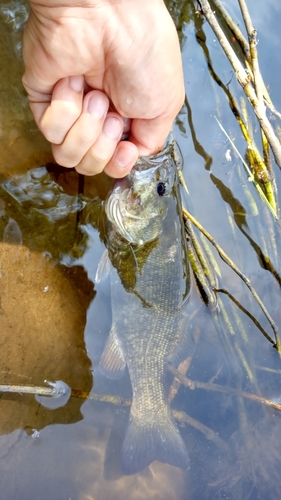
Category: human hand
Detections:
[{"x1": 22, "y1": 0, "x2": 185, "y2": 177}]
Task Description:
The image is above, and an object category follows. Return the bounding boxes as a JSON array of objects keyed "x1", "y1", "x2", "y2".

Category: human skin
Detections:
[{"x1": 22, "y1": 0, "x2": 185, "y2": 177}]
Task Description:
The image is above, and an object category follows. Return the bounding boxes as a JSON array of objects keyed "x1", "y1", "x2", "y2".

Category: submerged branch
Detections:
[
  {"x1": 185, "y1": 217, "x2": 218, "y2": 310},
  {"x1": 0, "y1": 382, "x2": 227, "y2": 450},
  {"x1": 182, "y1": 207, "x2": 280, "y2": 350},
  {"x1": 168, "y1": 365, "x2": 281, "y2": 412},
  {"x1": 215, "y1": 117, "x2": 277, "y2": 217}
]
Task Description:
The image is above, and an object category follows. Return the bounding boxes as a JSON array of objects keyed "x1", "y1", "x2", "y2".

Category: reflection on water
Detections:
[
  {"x1": 2, "y1": 166, "x2": 88, "y2": 221},
  {"x1": 1, "y1": 0, "x2": 281, "y2": 498},
  {"x1": 0, "y1": 0, "x2": 52, "y2": 175}
]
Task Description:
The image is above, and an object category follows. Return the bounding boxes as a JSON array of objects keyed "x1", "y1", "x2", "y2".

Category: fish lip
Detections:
[
  {"x1": 111, "y1": 177, "x2": 129, "y2": 194},
  {"x1": 134, "y1": 143, "x2": 174, "y2": 171},
  {"x1": 110, "y1": 143, "x2": 175, "y2": 196},
  {"x1": 129, "y1": 144, "x2": 176, "y2": 188}
]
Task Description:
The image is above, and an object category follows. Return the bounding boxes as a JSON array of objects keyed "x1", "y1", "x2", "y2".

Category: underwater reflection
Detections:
[{"x1": 0, "y1": 167, "x2": 95, "y2": 436}]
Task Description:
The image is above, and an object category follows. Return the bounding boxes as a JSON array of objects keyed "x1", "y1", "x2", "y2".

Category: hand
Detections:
[{"x1": 22, "y1": 0, "x2": 185, "y2": 177}]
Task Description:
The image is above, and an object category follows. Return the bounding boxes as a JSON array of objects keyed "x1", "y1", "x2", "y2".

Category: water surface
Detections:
[{"x1": 1, "y1": 1, "x2": 281, "y2": 498}]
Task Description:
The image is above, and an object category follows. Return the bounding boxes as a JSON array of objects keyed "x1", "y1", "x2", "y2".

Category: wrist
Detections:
[
  {"x1": 29, "y1": 0, "x2": 163, "y2": 8},
  {"x1": 28, "y1": 0, "x2": 164, "y2": 29}
]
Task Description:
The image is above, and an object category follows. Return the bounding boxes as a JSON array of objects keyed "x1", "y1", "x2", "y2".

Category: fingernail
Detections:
[
  {"x1": 103, "y1": 117, "x2": 123, "y2": 140},
  {"x1": 69, "y1": 75, "x2": 84, "y2": 92},
  {"x1": 87, "y1": 94, "x2": 107, "y2": 118}
]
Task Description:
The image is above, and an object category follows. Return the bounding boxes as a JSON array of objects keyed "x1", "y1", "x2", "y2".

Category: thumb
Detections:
[{"x1": 129, "y1": 116, "x2": 175, "y2": 157}]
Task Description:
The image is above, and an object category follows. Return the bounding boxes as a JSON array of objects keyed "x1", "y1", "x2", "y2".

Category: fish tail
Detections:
[{"x1": 121, "y1": 409, "x2": 190, "y2": 475}]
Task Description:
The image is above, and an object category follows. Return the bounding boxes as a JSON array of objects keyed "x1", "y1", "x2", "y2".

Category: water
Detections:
[{"x1": 1, "y1": 0, "x2": 281, "y2": 498}]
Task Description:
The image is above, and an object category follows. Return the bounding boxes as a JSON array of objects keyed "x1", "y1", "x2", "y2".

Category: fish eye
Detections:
[{"x1": 157, "y1": 182, "x2": 166, "y2": 196}]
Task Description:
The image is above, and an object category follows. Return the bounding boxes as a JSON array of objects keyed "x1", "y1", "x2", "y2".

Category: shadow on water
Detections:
[{"x1": 1, "y1": 0, "x2": 281, "y2": 499}]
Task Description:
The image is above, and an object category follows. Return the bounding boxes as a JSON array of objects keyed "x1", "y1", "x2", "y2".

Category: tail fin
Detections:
[{"x1": 121, "y1": 409, "x2": 190, "y2": 475}]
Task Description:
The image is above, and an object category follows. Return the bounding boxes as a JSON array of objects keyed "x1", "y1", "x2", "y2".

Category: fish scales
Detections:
[{"x1": 100, "y1": 144, "x2": 193, "y2": 474}]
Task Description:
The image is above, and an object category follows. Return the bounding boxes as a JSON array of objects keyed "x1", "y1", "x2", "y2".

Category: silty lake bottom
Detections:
[{"x1": 1, "y1": 0, "x2": 281, "y2": 498}]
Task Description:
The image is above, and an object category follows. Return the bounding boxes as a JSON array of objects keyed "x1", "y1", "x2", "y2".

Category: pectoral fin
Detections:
[
  {"x1": 99, "y1": 325, "x2": 126, "y2": 379},
  {"x1": 95, "y1": 249, "x2": 110, "y2": 283}
]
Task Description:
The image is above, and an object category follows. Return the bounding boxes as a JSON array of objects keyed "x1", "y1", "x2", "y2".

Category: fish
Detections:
[{"x1": 99, "y1": 144, "x2": 194, "y2": 475}]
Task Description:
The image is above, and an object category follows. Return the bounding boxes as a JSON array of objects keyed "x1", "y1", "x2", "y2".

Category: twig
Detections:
[
  {"x1": 198, "y1": 0, "x2": 281, "y2": 168},
  {"x1": 237, "y1": 0, "x2": 264, "y2": 106},
  {"x1": 173, "y1": 409, "x2": 228, "y2": 451},
  {"x1": 195, "y1": 10, "x2": 277, "y2": 213},
  {"x1": 237, "y1": 0, "x2": 274, "y2": 179},
  {"x1": 265, "y1": 99, "x2": 281, "y2": 121},
  {"x1": 211, "y1": 0, "x2": 250, "y2": 61},
  {"x1": 212, "y1": 0, "x2": 272, "y2": 107},
  {"x1": 0, "y1": 384, "x2": 63, "y2": 396},
  {"x1": 185, "y1": 217, "x2": 218, "y2": 290}
]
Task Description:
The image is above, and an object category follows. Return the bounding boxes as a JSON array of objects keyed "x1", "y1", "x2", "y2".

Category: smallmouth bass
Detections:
[{"x1": 99, "y1": 144, "x2": 193, "y2": 474}]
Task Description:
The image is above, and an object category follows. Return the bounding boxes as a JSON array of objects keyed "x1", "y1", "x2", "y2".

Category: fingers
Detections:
[
  {"x1": 68, "y1": 112, "x2": 138, "y2": 177},
  {"x1": 29, "y1": 76, "x2": 84, "y2": 144},
  {"x1": 26, "y1": 73, "x2": 176, "y2": 178},
  {"x1": 52, "y1": 90, "x2": 110, "y2": 170},
  {"x1": 26, "y1": 74, "x2": 138, "y2": 177},
  {"x1": 52, "y1": 90, "x2": 138, "y2": 176},
  {"x1": 104, "y1": 141, "x2": 139, "y2": 178},
  {"x1": 26, "y1": 75, "x2": 180, "y2": 177}
]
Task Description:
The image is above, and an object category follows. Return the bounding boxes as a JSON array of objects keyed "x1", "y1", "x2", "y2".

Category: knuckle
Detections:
[
  {"x1": 76, "y1": 163, "x2": 104, "y2": 176},
  {"x1": 59, "y1": 101, "x2": 80, "y2": 121},
  {"x1": 41, "y1": 102, "x2": 80, "y2": 144},
  {"x1": 40, "y1": 119, "x2": 68, "y2": 144},
  {"x1": 90, "y1": 151, "x2": 109, "y2": 163},
  {"x1": 89, "y1": 142, "x2": 116, "y2": 165},
  {"x1": 43, "y1": 129, "x2": 64, "y2": 144},
  {"x1": 52, "y1": 146, "x2": 78, "y2": 169},
  {"x1": 76, "y1": 154, "x2": 107, "y2": 176},
  {"x1": 78, "y1": 131, "x2": 95, "y2": 147}
]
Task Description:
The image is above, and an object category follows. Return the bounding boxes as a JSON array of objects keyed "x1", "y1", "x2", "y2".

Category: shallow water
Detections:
[{"x1": 1, "y1": 0, "x2": 281, "y2": 498}]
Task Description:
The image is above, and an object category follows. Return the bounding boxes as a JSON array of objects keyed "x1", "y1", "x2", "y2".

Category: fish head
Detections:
[{"x1": 105, "y1": 144, "x2": 177, "y2": 245}]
